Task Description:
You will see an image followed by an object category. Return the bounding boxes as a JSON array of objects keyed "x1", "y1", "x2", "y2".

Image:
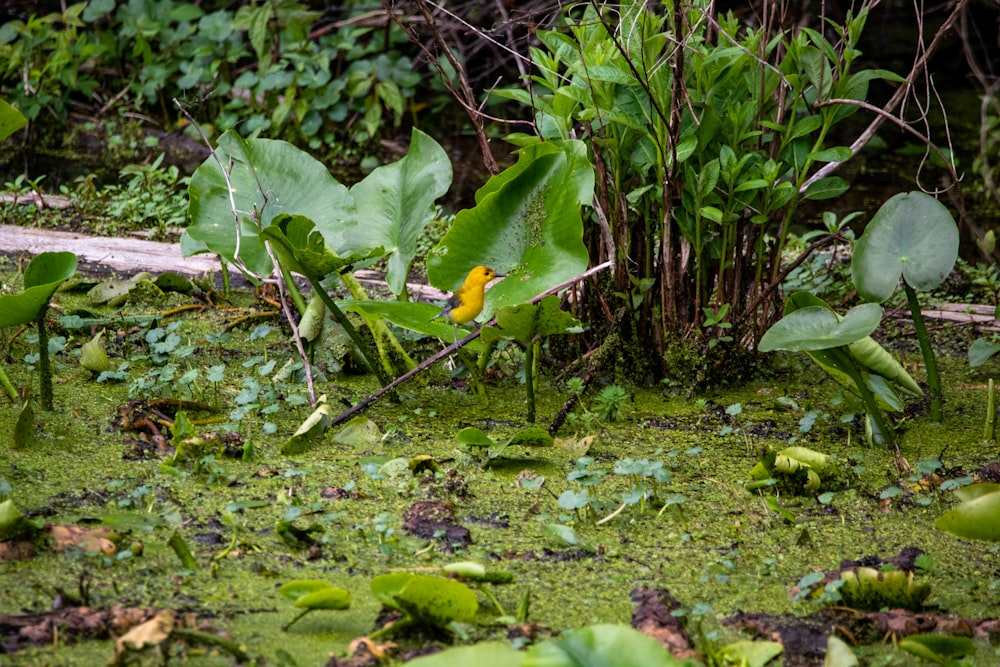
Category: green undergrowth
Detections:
[{"x1": 2, "y1": 268, "x2": 1000, "y2": 665}]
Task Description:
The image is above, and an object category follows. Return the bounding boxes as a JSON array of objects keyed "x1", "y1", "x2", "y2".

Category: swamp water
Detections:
[{"x1": 0, "y1": 260, "x2": 999, "y2": 665}]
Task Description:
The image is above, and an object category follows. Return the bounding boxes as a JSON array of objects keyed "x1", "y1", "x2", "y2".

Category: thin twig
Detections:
[
  {"x1": 738, "y1": 231, "x2": 845, "y2": 325},
  {"x1": 172, "y1": 99, "x2": 262, "y2": 282},
  {"x1": 801, "y1": 0, "x2": 972, "y2": 190},
  {"x1": 812, "y1": 97, "x2": 959, "y2": 193}
]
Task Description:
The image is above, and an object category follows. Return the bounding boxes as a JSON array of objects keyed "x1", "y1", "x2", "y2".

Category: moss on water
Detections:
[{"x1": 2, "y1": 277, "x2": 1000, "y2": 665}]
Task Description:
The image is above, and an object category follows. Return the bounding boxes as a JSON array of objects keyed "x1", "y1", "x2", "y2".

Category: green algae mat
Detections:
[{"x1": 1, "y1": 266, "x2": 1000, "y2": 666}]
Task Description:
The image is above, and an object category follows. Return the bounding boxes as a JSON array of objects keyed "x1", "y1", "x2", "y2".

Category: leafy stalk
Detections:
[
  {"x1": 828, "y1": 346, "x2": 892, "y2": 447},
  {"x1": 302, "y1": 275, "x2": 394, "y2": 390},
  {"x1": 903, "y1": 282, "x2": 942, "y2": 422},
  {"x1": 0, "y1": 366, "x2": 17, "y2": 403},
  {"x1": 36, "y1": 306, "x2": 53, "y2": 412},
  {"x1": 525, "y1": 340, "x2": 536, "y2": 423}
]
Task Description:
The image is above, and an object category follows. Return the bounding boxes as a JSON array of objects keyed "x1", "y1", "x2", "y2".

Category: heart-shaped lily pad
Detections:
[
  {"x1": 852, "y1": 191, "x2": 959, "y2": 302},
  {"x1": 758, "y1": 303, "x2": 882, "y2": 352}
]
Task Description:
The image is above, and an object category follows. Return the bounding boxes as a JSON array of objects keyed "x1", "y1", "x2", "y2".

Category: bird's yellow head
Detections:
[{"x1": 465, "y1": 265, "x2": 498, "y2": 288}]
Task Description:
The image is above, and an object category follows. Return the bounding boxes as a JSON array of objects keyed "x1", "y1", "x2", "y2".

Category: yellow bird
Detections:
[{"x1": 433, "y1": 265, "x2": 503, "y2": 345}]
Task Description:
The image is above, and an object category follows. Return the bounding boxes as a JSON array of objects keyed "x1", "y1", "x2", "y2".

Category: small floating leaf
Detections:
[
  {"x1": 295, "y1": 587, "x2": 351, "y2": 610},
  {"x1": 278, "y1": 580, "x2": 336, "y2": 601}
]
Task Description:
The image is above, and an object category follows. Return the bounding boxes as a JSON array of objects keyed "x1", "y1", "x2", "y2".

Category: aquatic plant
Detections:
[
  {"x1": 758, "y1": 302, "x2": 886, "y2": 441},
  {"x1": 759, "y1": 292, "x2": 920, "y2": 449},
  {"x1": 369, "y1": 572, "x2": 478, "y2": 638},
  {"x1": 277, "y1": 580, "x2": 351, "y2": 631},
  {"x1": 936, "y1": 483, "x2": 1000, "y2": 542},
  {"x1": 482, "y1": 296, "x2": 583, "y2": 422},
  {"x1": 851, "y1": 191, "x2": 960, "y2": 422},
  {"x1": 493, "y1": 1, "x2": 909, "y2": 378},
  {"x1": 456, "y1": 426, "x2": 553, "y2": 467},
  {"x1": 0, "y1": 251, "x2": 78, "y2": 411},
  {"x1": 183, "y1": 128, "x2": 450, "y2": 383}
]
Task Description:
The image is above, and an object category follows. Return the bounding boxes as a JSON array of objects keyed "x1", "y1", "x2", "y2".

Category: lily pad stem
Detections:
[
  {"x1": 281, "y1": 608, "x2": 312, "y2": 632},
  {"x1": 36, "y1": 306, "x2": 53, "y2": 412},
  {"x1": 525, "y1": 339, "x2": 537, "y2": 423},
  {"x1": 903, "y1": 281, "x2": 942, "y2": 422},
  {"x1": 303, "y1": 276, "x2": 394, "y2": 390},
  {"x1": 829, "y1": 346, "x2": 892, "y2": 447}
]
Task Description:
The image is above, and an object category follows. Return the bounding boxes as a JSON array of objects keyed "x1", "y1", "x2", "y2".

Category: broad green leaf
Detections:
[
  {"x1": 345, "y1": 129, "x2": 451, "y2": 296},
  {"x1": 260, "y1": 215, "x2": 371, "y2": 279},
  {"x1": 953, "y1": 482, "x2": 1000, "y2": 503},
  {"x1": 278, "y1": 580, "x2": 336, "y2": 601},
  {"x1": 370, "y1": 573, "x2": 478, "y2": 626},
  {"x1": 482, "y1": 296, "x2": 583, "y2": 345},
  {"x1": 803, "y1": 176, "x2": 849, "y2": 200},
  {"x1": 507, "y1": 427, "x2": 554, "y2": 448},
  {"x1": 0, "y1": 98, "x2": 27, "y2": 141},
  {"x1": 759, "y1": 303, "x2": 882, "y2": 352},
  {"x1": 344, "y1": 301, "x2": 485, "y2": 352},
  {"x1": 969, "y1": 337, "x2": 1000, "y2": 368},
  {"x1": 808, "y1": 146, "x2": 852, "y2": 162},
  {"x1": 184, "y1": 131, "x2": 355, "y2": 278},
  {"x1": 407, "y1": 642, "x2": 523, "y2": 667},
  {"x1": 459, "y1": 426, "x2": 552, "y2": 464},
  {"x1": 456, "y1": 427, "x2": 494, "y2": 447},
  {"x1": 800, "y1": 45, "x2": 833, "y2": 99},
  {"x1": 852, "y1": 191, "x2": 959, "y2": 301},
  {"x1": 332, "y1": 415, "x2": 382, "y2": 450},
  {"x1": 719, "y1": 640, "x2": 784, "y2": 667},
  {"x1": 524, "y1": 624, "x2": 683, "y2": 667},
  {"x1": 427, "y1": 140, "x2": 593, "y2": 320},
  {"x1": 87, "y1": 272, "x2": 155, "y2": 306},
  {"x1": 295, "y1": 587, "x2": 351, "y2": 610},
  {"x1": 542, "y1": 524, "x2": 582, "y2": 547},
  {"x1": 899, "y1": 635, "x2": 976, "y2": 662},
  {"x1": 0, "y1": 252, "x2": 77, "y2": 327},
  {"x1": 936, "y1": 485, "x2": 1000, "y2": 541},
  {"x1": 783, "y1": 292, "x2": 920, "y2": 400},
  {"x1": 847, "y1": 336, "x2": 922, "y2": 397}
]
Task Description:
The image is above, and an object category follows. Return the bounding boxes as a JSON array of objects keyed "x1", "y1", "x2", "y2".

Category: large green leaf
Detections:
[
  {"x1": 427, "y1": 140, "x2": 593, "y2": 320},
  {"x1": 183, "y1": 131, "x2": 355, "y2": 278},
  {"x1": 524, "y1": 624, "x2": 683, "y2": 667},
  {"x1": 370, "y1": 573, "x2": 478, "y2": 627},
  {"x1": 852, "y1": 191, "x2": 959, "y2": 302},
  {"x1": 482, "y1": 295, "x2": 583, "y2": 345},
  {"x1": 260, "y1": 214, "x2": 377, "y2": 279},
  {"x1": 783, "y1": 292, "x2": 920, "y2": 402},
  {"x1": 0, "y1": 98, "x2": 27, "y2": 142},
  {"x1": 0, "y1": 252, "x2": 77, "y2": 327},
  {"x1": 758, "y1": 303, "x2": 882, "y2": 352},
  {"x1": 344, "y1": 301, "x2": 483, "y2": 351},
  {"x1": 935, "y1": 484, "x2": 1000, "y2": 541},
  {"x1": 345, "y1": 128, "x2": 451, "y2": 296},
  {"x1": 407, "y1": 642, "x2": 523, "y2": 667}
]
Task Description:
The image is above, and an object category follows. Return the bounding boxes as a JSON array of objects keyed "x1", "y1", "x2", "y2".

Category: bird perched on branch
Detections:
[{"x1": 433, "y1": 265, "x2": 504, "y2": 345}]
